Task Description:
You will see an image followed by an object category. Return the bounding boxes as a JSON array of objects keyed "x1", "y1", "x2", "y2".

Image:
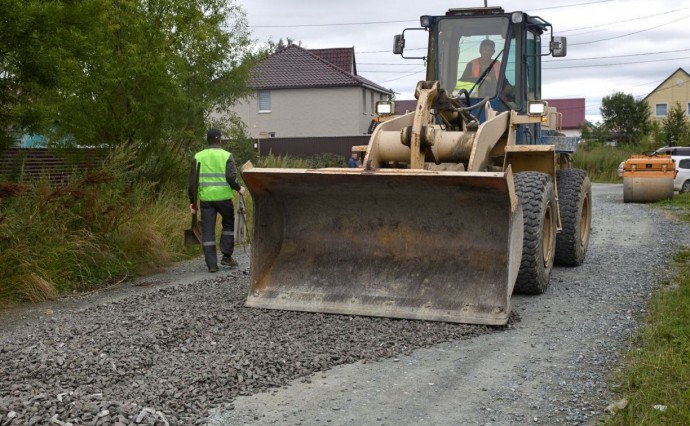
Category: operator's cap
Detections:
[{"x1": 206, "y1": 128, "x2": 222, "y2": 140}]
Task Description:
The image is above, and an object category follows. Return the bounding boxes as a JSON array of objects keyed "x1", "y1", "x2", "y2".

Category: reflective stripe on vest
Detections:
[
  {"x1": 454, "y1": 80, "x2": 476, "y2": 94},
  {"x1": 194, "y1": 148, "x2": 233, "y2": 201}
]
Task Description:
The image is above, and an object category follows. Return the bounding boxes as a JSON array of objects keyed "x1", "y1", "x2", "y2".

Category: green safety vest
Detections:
[{"x1": 194, "y1": 148, "x2": 233, "y2": 201}]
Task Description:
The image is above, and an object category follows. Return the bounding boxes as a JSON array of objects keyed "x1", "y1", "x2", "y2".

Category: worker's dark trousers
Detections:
[{"x1": 199, "y1": 199, "x2": 235, "y2": 269}]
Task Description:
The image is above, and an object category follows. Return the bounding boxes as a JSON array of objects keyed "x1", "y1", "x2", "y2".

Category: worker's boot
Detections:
[{"x1": 221, "y1": 256, "x2": 238, "y2": 268}]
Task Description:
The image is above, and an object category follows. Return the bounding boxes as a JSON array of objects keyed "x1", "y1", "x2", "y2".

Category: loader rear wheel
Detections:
[
  {"x1": 514, "y1": 172, "x2": 557, "y2": 295},
  {"x1": 555, "y1": 169, "x2": 592, "y2": 266}
]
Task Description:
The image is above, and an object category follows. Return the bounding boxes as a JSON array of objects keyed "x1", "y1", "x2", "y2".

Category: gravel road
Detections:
[{"x1": 0, "y1": 183, "x2": 686, "y2": 425}]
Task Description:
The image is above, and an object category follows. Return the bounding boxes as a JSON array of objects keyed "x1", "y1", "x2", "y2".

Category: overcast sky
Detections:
[{"x1": 239, "y1": 0, "x2": 690, "y2": 123}]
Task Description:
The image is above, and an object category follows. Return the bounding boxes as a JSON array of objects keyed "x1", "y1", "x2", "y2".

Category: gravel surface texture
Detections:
[{"x1": 0, "y1": 183, "x2": 687, "y2": 425}]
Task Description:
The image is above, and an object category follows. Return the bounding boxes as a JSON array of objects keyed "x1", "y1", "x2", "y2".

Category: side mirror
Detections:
[
  {"x1": 551, "y1": 36, "x2": 567, "y2": 57},
  {"x1": 393, "y1": 34, "x2": 405, "y2": 55}
]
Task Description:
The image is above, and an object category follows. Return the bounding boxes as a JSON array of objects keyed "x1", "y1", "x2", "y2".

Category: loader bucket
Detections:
[{"x1": 241, "y1": 164, "x2": 523, "y2": 325}]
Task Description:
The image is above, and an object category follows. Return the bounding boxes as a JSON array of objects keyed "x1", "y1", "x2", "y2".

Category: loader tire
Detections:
[
  {"x1": 555, "y1": 169, "x2": 592, "y2": 266},
  {"x1": 514, "y1": 172, "x2": 557, "y2": 295}
]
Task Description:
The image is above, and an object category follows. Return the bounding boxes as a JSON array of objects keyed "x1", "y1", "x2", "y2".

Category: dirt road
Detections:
[
  {"x1": 0, "y1": 183, "x2": 684, "y2": 425},
  {"x1": 209, "y1": 183, "x2": 684, "y2": 425}
]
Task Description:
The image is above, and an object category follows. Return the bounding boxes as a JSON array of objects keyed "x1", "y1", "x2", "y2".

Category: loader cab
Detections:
[{"x1": 394, "y1": 7, "x2": 566, "y2": 141}]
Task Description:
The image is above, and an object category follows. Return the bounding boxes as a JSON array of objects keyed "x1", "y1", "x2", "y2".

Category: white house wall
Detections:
[{"x1": 228, "y1": 87, "x2": 386, "y2": 138}]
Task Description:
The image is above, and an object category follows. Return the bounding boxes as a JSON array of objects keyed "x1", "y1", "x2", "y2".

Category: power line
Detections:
[
  {"x1": 570, "y1": 14, "x2": 690, "y2": 46},
  {"x1": 362, "y1": 14, "x2": 689, "y2": 54},
  {"x1": 379, "y1": 68, "x2": 426, "y2": 84},
  {"x1": 358, "y1": 62, "x2": 424, "y2": 66},
  {"x1": 543, "y1": 47, "x2": 690, "y2": 63},
  {"x1": 249, "y1": 20, "x2": 414, "y2": 29},
  {"x1": 558, "y1": 8, "x2": 688, "y2": 35},
  {"x1": 246, "y1": 0, "x2": 614, "y2": 30},
  {"x1": 543, "y1": 55, "x2": 690, "y2": 69},
  {"x1": 525, "y1": 0, "x2": 614, "y2": 12},
  {"x1": 360, "y1": 70, "x2": 421, "y2": 73},
  {"x1": 362, "y1": 47, "x2": 690, "y2": 66}
]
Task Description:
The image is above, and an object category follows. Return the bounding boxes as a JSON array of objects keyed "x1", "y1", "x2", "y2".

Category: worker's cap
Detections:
[{"x1": 206, "y1": 128, "x2": 222, "y2": 140}]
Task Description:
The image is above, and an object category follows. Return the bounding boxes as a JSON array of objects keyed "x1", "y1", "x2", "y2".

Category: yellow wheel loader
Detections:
[{"x1": 241, "y1": 7, "x2": 592, "y2": 325}]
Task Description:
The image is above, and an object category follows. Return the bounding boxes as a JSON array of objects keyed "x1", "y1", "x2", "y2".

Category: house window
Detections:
[
  {"x1": 362, "y1": 89, "x2": 367, "y2": 113},
  {"x1": 655, "y1": 103, "x2": 667, "y2": 117},
  {"x1": 687, "y1": 102, "x2": 690, "y2": 116},
  {"x1": 370, "y1": 92, "x2": 375, "y2": 115},
  {"x1": 258, "y1": 90, "x2": 271, "y2": 112}
]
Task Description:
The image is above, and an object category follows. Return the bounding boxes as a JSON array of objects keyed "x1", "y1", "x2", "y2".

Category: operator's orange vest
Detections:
[{"x1": 470, "y1": 59, "x2": 500, "y2": 79}]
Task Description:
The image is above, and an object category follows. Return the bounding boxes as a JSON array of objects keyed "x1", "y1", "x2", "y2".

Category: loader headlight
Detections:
[
  {"x1": 511, "y1": 12, "x2": 524, "y2": 24},
  {"x1": 420, "y1": 15, "x2": 432, "y2": 28},
  {"x1": 375, "y1": 100, "x2": 395, "y2": 115},
  {"x1": 527, "y1": 101, "x2": 547, "y2": 116}
]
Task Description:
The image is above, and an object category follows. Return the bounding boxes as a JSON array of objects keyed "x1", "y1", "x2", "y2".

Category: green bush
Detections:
[
  {"x1": 574, "y1": 140, "x2": 656, "y2": 183},
  {"x1": 0, "y1": 161, "x2": 197, "y2": 305}
]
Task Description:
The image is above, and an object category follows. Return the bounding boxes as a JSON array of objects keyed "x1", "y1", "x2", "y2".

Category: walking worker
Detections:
[
  {"x1": 348, "y1": 152, "x2": 361, "y2": 168},
  {"x1": 188, "y1": 128, "x2": 245, "y2": 273}
]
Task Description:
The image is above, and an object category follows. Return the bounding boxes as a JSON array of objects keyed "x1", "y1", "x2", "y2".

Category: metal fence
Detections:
[
  {"x1": 257, "y1": 135, "x2": 371, "y2": 159},
  {"x1": 0, "y1": 148, "x2": 105, "y2": 186}
]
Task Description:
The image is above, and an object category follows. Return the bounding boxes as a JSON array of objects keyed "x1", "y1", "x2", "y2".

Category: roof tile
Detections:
[
  {"x1": 249, "y1": 45, "x2": 390, "y2": 93},
  {"x1": 309, "y1": 47, "x2": 356, "y2": 74}
]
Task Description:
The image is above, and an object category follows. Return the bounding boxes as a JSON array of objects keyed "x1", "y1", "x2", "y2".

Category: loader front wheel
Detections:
[
  {"x1": 555, "y1": 169, "x2": 592, "y2": 266},
  {"x1": 514, "y1": 172, "x2": 557, "y2": 295}
]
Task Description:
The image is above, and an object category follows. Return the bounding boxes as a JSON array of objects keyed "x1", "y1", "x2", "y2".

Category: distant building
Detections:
[
  {"x1": 227, "y1": 45, "x2": 393, "y2": 139},
  {"x1": 543, "y1": 98, "x2": 586, "y2": 138},
  {"x1": 643, "y1": 67, "x2": 690, "y2": 121}
]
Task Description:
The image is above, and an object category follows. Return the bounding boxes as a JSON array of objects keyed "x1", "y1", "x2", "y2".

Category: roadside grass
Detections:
[
  {"x1": 0, "y1": 172, "x2": 198, "y2": 306},
  {"x1": 0, "y1": 152, "x2": 340, "y2": 306},
  {"x1": 606, "y1": 195, "x2": 690, "y2": 425}
]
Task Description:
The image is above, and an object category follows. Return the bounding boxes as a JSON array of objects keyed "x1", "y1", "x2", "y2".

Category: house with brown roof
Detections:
[
  {"x1": 643, "y1": 68, "x2": 690, "y2": 121},
  {"x1": 544, "y1": 98, "x2": 585, "y2": 138},
  {"x1": 229, "y1": 45, "x2": 393, "y2": 139}
]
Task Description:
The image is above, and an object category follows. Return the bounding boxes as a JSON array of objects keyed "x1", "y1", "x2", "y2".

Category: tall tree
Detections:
[
  {"x1": 44, "y1": 0, "x2": 257, "y2": 181},
  {"x1": 600, "y1": 92, "x2": 650, "y2": 145},
  {"x1": 661, "y1": 102, "x2": 690, "y2": 146},
  {"x1": 265, "y1": 37, "x2": 301, "y2": 53},
  {"x1": 0, "y1": 0, "x2": 100, "y2": 148},
  {"x1": 3, "y1": 0, "x2": 256, "y2": 182}
]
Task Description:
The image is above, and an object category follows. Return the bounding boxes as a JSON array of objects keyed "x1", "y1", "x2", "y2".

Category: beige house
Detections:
[
  {"x1": 229, "y1": 45, "x2": 393, "y2": 139},
  {"x1": 643, "y1": 67, "x2": 690, "y2": 121}
]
